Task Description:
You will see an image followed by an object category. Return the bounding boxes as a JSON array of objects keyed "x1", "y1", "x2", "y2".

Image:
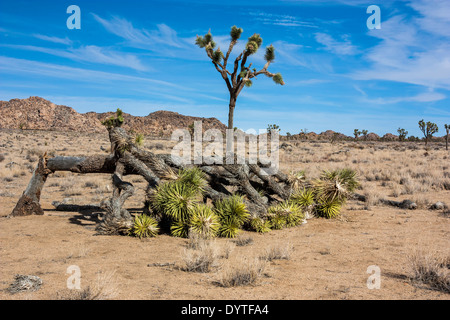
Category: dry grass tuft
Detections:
[
  {"x1": 56, "y1": 270, "x2": 119, "y2": 300},
  {"x1": 217, "y1": 257, "x2": 267, "y2": 287},
  {"x1": 407, "y1": 250, "x2": 450, "y2": 293},
  {"x1": 260, "y1": 242, "x2": 294, "y2": 261},
  {"x1": 182, "y1": 240, "x2": 220, "y2": 273}
]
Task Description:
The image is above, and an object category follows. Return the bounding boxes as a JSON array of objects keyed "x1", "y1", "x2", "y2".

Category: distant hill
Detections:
[{"x1": 0, "y1": 96, "x2": 227, "y2": 136}]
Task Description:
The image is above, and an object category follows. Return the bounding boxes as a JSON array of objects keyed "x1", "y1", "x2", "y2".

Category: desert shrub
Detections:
[
  {"x1": 189, "y1": 204, "x2": 220, "y2": 239},
  {"x1": 408, "y1": 251, "x2": 450, "y2": 293},
  {"x1": 288, "y1": 168, "x2": 359, "y2": 219},
  {"x1": 287, "y1": 170, "x2": 306, "y2": 191},
  {"x1": 266, "y1": 201, "x2": 304, "y2": 229},
  {"x1": 248, "y1": 217, "x2": 271, "y2": 233},
  {"x1": 182, "y1": 240, "x2": 220, "y2": 273},
  {"x1": 130, "y1": 214, "x2": 159, "y2": 239},
  {"x1": 217, "y1": 258, "x2": 267, "y2": 287},
  {"x1": 0, "y1": 154, "x2": 5, "y2": 163},
  {"x1": 151, "y1": 180, "x2": 201, "y2": 223},
  {"x1": 312, "y1": 168, "x2": 359, "y2": 218},
  {"x1": 215, "y1": 195, "x2": 250, "y2": 238},
  {"x1": 260, "y1": 243, "x2": 294, "y2": 261},
  {"x1": 290, "y1": 187, "x2": 315, "y2": 209},
  {"x1": 233, "y1": 236, "x2": 254, "y2": 247}
]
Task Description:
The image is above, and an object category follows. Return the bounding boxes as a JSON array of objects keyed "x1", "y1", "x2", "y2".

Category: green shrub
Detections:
[
  {"x1": 215, "y1": 195, "x2": 250, "y2": 238},
  {"x1": 249, "y1": 217, "x2": 271, "y2": 233},
  {"x1": 189, "y1": 204, "x2": 220, "y2": 239},
  {"x1": 267, "y1": 201, "x2": 304, "y2": 229},
  {"x1": 130, "y1": 214, "x2": 159, "y2": 238}
]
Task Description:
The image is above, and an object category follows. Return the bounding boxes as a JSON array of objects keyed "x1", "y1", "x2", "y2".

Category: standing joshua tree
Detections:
[
  {"x1": 353, "y1": 129, "x2": 361, "y2": 140},
  {"x1": 195, "y1": 26, "x2": 285, "y2": 129},
  {"x1": 445, "y1": 124, "x2": 449, "y2": 151},
  {"x1": 418, "y1": 119, "x2": 438, "y2": 147},
  {"x1": 361, "y1": 129, "x2": 368, "y2": 140},
  {"x1": 397, "y1": 128, "x2": 408, "y2": 142}
]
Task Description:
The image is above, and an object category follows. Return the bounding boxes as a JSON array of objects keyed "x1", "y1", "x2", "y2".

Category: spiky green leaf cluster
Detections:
[
  {"x1": 314, "y1": 168, "x2": 359, "y2": 204},
  {"x1": 230, "y1": 26, "x2": 243, "y2": 41},
  {"x1": 248, "y1": 34, "x2": 262, "y2": 48},
  {"x1": 245, "y1": 41, "x2": 259, "y2": 55},
  {"x1": 195, "y1": 32, "x2": 216, "y2": 49},
  {"x1": 267, "y1": 201, "x2": 304, "y2": 229},
  {"x1": 287, "y1": 170, "x2": 307, "y2": 191},
  {"x1": 272, "y1": 73, "x2": 284, "y2": 85},
  {"x1": 130, "y1": 214, "x2": 160, "y2": 239},
  {"x1": 316, "y1": 199, "x2": 342, "y2": 219},
  {"x1": 190, "y1": 204, "x2": 220, "y2": 239},
  {"x1": 290, "y1": 187, "x2": 315, "y2": 208},
  {"x1": 135, "y1": 133, "x2": 144, "y2": 147},
  {"x1": 151, "y1": 181, "x2": 199, "y2": 223},
  {"x1": 264, "y1": 45, "x2": 275, "y2": 62},
  {"x1": 215, "y1": 195, "x2": 250, "y2": 238},
  {"x1": 177, "y1": 167, "x2": 208, "y2": 193},
  {"x1": 249, "y1": 217, "x2": 271, "y2": 233},
  {"x1": 239, "y1": 67, "x2": 249, "y2": 79},
  {"x1": 101, "y1": 108, "x2": 124, "y2": 128},
  {"x1": 212, "y1": 48, "x2": 224, "y2": 64}
]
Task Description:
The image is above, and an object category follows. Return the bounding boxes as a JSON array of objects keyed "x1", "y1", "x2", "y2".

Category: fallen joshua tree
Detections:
[{"x1": 10, "y1": 110, "x2": 359, "y2": 238}]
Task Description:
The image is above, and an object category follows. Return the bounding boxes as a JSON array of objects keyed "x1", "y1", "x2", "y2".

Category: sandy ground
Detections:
[{"x1": 0, "y1": 129, "x2": 449, "y2": 300}]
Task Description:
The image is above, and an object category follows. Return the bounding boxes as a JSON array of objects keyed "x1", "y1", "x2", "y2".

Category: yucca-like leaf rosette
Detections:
[
  {"x1": 290, "y1": 187, "x2": 315, "y2": 208},
  {"x1": 215, "y1": 195, "x2": 250, "y2": 238},
  {"x1": 170, "y1": 219, "x2": 191, "y2": 238},
  {"x1": 189, "y1": 204, "x2": 220, "y2": 239},
  {"x1": 249, "y1": 217, "x2": 271, "y2": 234},
  {"x1": 151, "y1": 181, "x2": 199, "y2": 223},
  {"x1": 315, "y1": 198, "x2": 342, "y2": 219},
  {"x1": 131, "y1": 214, "x2": 160, "y2": 239},
  {"x1": 267, "y1": 201, "x2": 304, "y2": 229}
]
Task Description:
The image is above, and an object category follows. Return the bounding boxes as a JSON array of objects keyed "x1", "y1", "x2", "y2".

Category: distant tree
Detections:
[
  {"x1": 286, "y1": 132, "x2": 291, "y2": 140},
  {"x1": 361, "y1": 129, "x2": 368, "y2": 140},
  {"x1": 330, "y1": 132, "x2": 340, "y2": 144},
  {"x1": 418, "y1": 119, "x2": 438, "y2": 147},
  {"x1": 196, "y1": 26, "x2": 284, "y2": 129},
  {"x1": 445, "y1": 124, "x2": 449, "y2": 151},
  {"x1": 299, "y1": 128, "x2": 308, "y2": 140},
  {"x1": 353, "y1": 129, "x2": 361, "y2": 140},
  {"x1": 267, "y1": 124, "x2": 280, "y2": 136},
  {"x1": 397, "y1": 128, "x2": 408, "y2": 141}
]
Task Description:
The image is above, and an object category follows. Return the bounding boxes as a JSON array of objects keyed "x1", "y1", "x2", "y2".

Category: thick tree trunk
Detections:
[
  {"x1": 9, "y1": 154, "x2": 52, "y2": 217},
  {"x1": 446, "y1": 132, "x2": 448, "y2": 151},
  {"x1": 227, "y1": 95, "x2": 236, "y2": 129}
]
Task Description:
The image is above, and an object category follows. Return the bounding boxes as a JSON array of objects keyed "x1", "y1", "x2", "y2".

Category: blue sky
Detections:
[{"x1": 0, "y1": 0, "x2": 449, "y2": 136}]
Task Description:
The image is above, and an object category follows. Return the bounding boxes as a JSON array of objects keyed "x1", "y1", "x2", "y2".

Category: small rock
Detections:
[{"x1": 430, "y1": 201, "x2": 446, "y2": 210}]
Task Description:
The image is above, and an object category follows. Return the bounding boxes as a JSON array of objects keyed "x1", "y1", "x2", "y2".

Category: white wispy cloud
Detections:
[
  {"x1": 1, "y1": 44, "x2": 148, "y2": 71},
  {"x1": 248, "y1": 11, "x2": 318, "y2": 28},
  {"x1": 92, "y1": 14, "x2": 187, "y2": 50},
  {"x1": 314, "y1": 32, "x2": 359, "y2": 56},
  {"x1": 32, "y1": 34, "x2": 73, "y2": 46},
  {"x1": 0, "y1": 56, "x2": 180, "y2": 88},
  {"x1": 353, "y1": 0, "x2": 450, "y2": 90},
  {"x1": 361, "y1": 89, "x2": 446, "y2": 105}
]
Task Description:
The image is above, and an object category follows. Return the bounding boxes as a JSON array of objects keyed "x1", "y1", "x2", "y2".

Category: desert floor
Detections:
[{"x1": 0, "y1": 129, "x2": 449, "y2": 300}]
